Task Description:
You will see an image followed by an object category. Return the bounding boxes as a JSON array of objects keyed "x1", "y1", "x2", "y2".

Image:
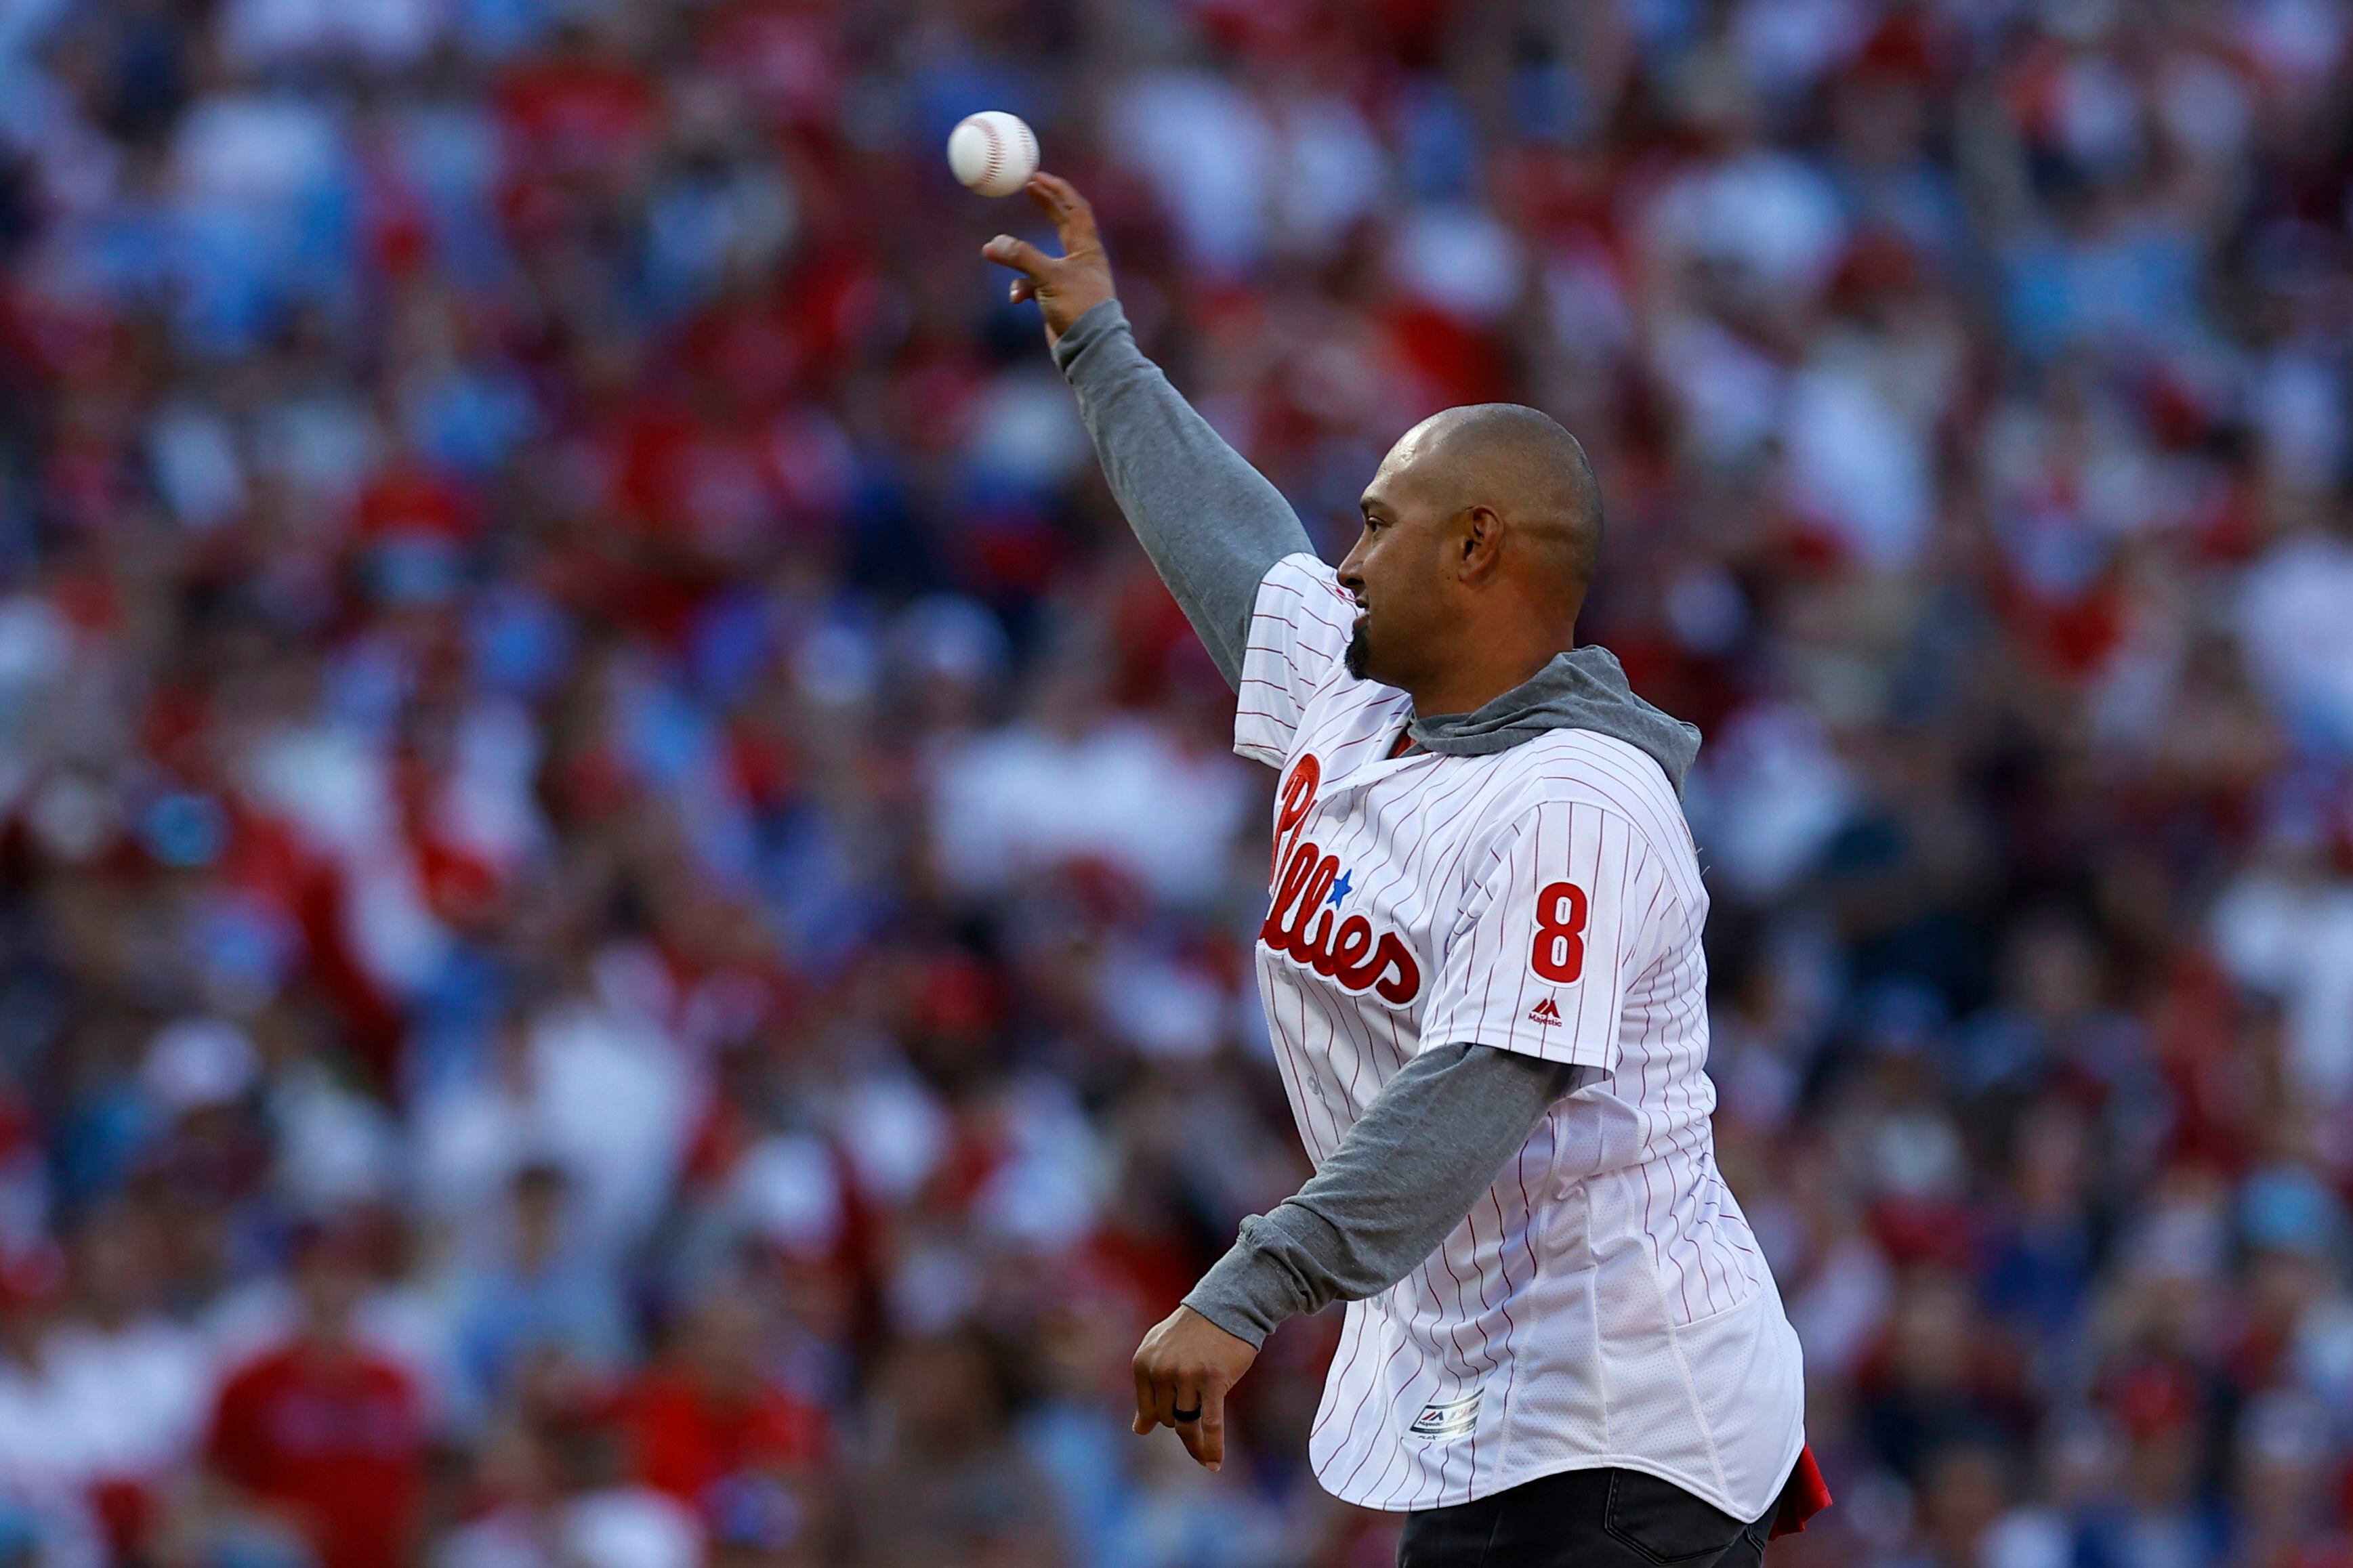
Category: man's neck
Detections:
[{"x1": 1405, "y1": 639, "x2": 1569, "y2": 721}]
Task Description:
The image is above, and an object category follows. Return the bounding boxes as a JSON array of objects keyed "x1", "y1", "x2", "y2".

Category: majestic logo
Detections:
[
  {"x1": 1262, "y1": 754, "x2": 1420, "y2": 1005},
  {"x1": 1527, "y1": 997, "x2": 1562, "y2": 1026},
  {"x1": 1407, "y1": 1388, "x2": 1482, "y2": 1441}
]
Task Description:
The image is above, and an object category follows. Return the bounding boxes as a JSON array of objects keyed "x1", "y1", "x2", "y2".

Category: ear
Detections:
[{"x1": 1457, "y1": 505, "x2": 1505, "y2": 585}]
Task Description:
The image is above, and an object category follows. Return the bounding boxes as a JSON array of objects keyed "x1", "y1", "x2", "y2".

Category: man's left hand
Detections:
[{"x1": 1131, "y1": 1305, "x2": 1257, "y2": 1471}]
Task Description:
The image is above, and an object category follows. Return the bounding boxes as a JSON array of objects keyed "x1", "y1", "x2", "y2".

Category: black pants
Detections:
[{"x1": 1398, "y1": 1467, "x2": 1770, "y2": 1568}]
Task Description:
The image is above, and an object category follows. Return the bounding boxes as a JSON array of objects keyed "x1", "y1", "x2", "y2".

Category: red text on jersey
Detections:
[
  {"x1": 1261, "y1": 837, "x2": 1421, "y2": 1004},
  {"x1": 1531, "y1": 880, "x2": 1589, "y2": 983},
  {"x1": 1271, "y1": 751, "x2": 1320, "y2": 882}
]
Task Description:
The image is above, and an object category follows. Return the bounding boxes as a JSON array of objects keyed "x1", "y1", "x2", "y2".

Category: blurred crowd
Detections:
[{"x1": 0, "y1": 0, "x2": 2349, "y2": 1565}]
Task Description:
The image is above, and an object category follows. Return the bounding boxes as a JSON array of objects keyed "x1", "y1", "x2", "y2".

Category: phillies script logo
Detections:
[{"x1": 1261, "y1": 754, "x2": 1421, "y2": 1004}]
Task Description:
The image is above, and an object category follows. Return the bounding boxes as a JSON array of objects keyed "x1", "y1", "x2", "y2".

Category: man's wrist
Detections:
[
  {"x1": 1182, "y1": 1212, "x2": 1316, "y2": 1351},
  {"x1": 1180, "y1": 1283, "x2": 1272, "y2": 1351},
  {"x1": 1048, "y1": 297, "x2": 1129, "y2": 374}
]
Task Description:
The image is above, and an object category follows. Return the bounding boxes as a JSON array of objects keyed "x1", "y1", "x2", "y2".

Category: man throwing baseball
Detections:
[{"x1": 985, "y1": 175, "x2": 1827, "y2": 1568}]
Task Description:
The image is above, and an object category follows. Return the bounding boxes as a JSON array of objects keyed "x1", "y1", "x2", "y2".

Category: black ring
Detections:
[{"x1": 1173, "y1": 1404, "x2": 1202, "y2": 1423}]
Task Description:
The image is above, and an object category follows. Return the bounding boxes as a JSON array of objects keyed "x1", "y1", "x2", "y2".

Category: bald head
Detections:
[
  {"x1": 1341, "y1": 402, "x2": 1607, "y2": 704},
  {"x1": 1398, "y1": 403, "x2": 1604, "y2": 599}
]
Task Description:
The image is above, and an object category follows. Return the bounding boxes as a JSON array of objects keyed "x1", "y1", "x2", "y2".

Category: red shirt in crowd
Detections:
[
  {"x1": 205, "y1": 1344, "x2": 426, "y2": 1568},
  {"x1": 620, "y1": 1367, "x2": 825, "y2": 1507}
]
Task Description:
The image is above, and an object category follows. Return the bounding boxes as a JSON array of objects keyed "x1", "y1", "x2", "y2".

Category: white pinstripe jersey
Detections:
[{"x1": 1236, "y1": 554, "x2": 1805, "y2": 1519}]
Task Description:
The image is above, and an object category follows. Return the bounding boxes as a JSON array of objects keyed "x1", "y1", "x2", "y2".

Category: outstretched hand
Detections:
[
  {"x1": 982, "y1": 172, "x2": 1117, "y2": 347},
  {"x1": 1131, "y1": 1304, "x2": 1257, "y2": 1472}
]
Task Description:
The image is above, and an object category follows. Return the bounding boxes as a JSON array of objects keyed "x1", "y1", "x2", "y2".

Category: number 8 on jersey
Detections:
[{"x1": 1531, "y1": 881, "x2": 1588, "y2": 983}]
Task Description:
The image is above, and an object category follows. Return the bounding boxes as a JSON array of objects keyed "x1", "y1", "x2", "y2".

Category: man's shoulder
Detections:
[
  {"x1": 1471, "y1": 729, "x2": 1685, "y2": 819},
  {"x1": 1261, "y1": 551, "x2": 1341, "y2": 595},
  {"x1": 1453, "y1": 732, "x2": 1700, "y2": 878}
]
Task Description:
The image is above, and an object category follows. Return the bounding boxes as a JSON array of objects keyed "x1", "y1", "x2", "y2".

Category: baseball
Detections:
[{"x1": 946, "y1": 111, "x2": 1039, "y2": 197}]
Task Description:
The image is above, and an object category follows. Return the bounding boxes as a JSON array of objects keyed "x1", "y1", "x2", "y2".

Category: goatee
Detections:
[{"x1": 1344, "y1": 622, "x2": 1370, "y2": 680}]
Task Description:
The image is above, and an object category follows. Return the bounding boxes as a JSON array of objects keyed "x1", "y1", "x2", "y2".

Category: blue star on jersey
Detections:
[{"x1": 1327, "y1": 869, "x2": 1354, "y2": 906}]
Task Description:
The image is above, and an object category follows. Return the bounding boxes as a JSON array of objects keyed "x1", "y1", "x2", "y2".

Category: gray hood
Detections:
[{"x1": 1405, "y1": 646, "x2": 1701, "y2": 794}]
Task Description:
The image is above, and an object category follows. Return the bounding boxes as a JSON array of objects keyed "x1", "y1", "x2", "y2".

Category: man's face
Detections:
[{"x1": 1337, "y1": 426, "x2": 1459, "y2": 691}]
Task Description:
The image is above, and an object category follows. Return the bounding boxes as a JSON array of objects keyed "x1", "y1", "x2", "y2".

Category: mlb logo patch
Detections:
[{"x1": 1407, "y1": 1388, "x2": 1482, "y2": 1441}]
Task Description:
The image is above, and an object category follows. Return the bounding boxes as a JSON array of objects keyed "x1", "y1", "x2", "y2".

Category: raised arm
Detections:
[{"x1": 985, "y1": 175, "x2": 1312, "y2": 689}]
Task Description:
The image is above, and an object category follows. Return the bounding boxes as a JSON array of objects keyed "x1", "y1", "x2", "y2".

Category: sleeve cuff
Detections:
[
  {"x1": 1049, "y1": 298, "x2": 1133, "y2": 380},
  {"x1": 1181, "y1": 1214, "x2": 1312, "y2": 1351}
]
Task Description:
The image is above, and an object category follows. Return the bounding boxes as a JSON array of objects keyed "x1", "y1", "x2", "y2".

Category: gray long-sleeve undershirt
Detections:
[
  {"x1": 1051, "y1": 300, "x2": 1311, "y2": 690},
  {"x1": 1184, "y1": 1046, "x2": 1594, "y2": 1348},
  {"x1": 1049, "y1": 298, "x2": 1701, "y2": 788},
  {"x1": 1050, "y1": 301, "x2": 1596, "y2": 1347}
]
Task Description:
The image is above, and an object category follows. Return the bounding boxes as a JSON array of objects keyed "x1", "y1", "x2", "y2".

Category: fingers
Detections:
[
  {"x1": 1008, "y1": 276, "x2": 1035, "y2": 305},
  {"x1": 1133, "y1": 1360, "x2": 1225, "y2": 1470},
  {"x1": 1175, "y1": 1382, "x2": 1226, "y2": 1472},
  {"x1": 1133, "y1": 1347, "x2": 1184, "y2": 1434},
  {"x1": 1132, "y1": 1307, "x2": 1250, "y2": 1470},
  {"x1": 1026, "y1": 171, "x2": 1101, "y2": 255},
  {"x1": 982, "y1": 234, "x2": 1056, "y2": 278},
  {"x1": 1021, "y1": 175, "x2": 1065, "y2": 224},
  {"x1": 1133, "y1": 1357, "x2": 1161, "y2": 1436}
]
